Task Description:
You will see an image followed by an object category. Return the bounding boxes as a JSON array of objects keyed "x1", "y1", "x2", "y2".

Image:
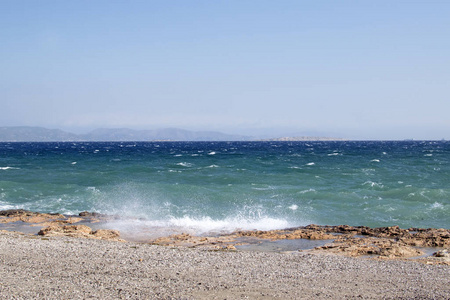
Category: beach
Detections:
[{"x1": 1, "y1": 229, "x2": 449, "y2": 299}]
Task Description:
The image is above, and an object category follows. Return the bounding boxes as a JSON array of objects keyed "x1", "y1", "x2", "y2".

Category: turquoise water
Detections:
[{"x1": 0, "y1": 141, "x2": 449, "y2": 235}]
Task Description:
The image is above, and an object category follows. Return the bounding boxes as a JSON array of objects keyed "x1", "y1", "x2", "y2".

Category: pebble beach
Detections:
[{"x1": 1, "y1": 230, "x2": 449, "y2": 299}]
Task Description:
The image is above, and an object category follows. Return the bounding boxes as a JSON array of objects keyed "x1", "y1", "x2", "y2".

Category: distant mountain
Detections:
[
  {"x1": 0, "y1": 127, "x2": 80, "y2": 142},
  {"x1": 0, "y1": 126, "x2": 249, "y2": 142},
  {"x1": 80, "y1": 128, "x2": 249, "y2": 141},
  {"x1": 259, "y1": 136, "x2": 346, "y2": 141}
]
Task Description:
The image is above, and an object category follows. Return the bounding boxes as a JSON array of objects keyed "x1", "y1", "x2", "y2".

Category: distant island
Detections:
[
  {"x1": 258, "y1": 136, "x2": 345, "y2": 141},
  {"x1": 0, "y1": 126, "x2": 344, "y2": 142}
]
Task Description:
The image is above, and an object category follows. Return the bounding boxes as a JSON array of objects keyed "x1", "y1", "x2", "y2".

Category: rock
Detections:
[
  {"x1": 38, "y1": 225, "x2": 124, "y2": 241},
  {"x1": 0, "y1": 210, "x2": 65, "y2": 224},
  {"x1": 314, "y1": 236, "x2": 424, "y2": 258},
  {"x1": 92, "y1": 229, "x2": 121, "y2": 239},
  {"x1": 433, "y1": 249, "x2": 450, "y2": 258},
  {"x1": 38, "y1": 225, "x2": 92, "y2": 236},
  {"x1": 232, "y1": 228, "x2": 334, "y2": 240}
]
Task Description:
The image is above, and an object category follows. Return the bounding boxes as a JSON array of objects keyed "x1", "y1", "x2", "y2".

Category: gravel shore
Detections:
[{"x1": 1, "y1": 231, "x2": 449, "y2": 299}]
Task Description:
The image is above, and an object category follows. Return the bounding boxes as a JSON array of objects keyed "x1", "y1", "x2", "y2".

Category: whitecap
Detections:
[
  {"x1": 299, "y1": 188, "x2": 316, "y2": 194},
  {"x1": 424, "y1": 154, "x2": 433, "y2": 157},
  {"x1": 306, "y1": 162, "x2": 315, "y2": 166},
  {"x1": 176, "y1": 162, "x2": 192, "y2": 167},
  {"x1": 206, "y1": 165, "x2": 219, "y2": 168},
  {"x1": 327, "y1": 152, "x2": 340, "y2": 156},
  {"x1": 71, "y1": 162, "x2": 77, "y2": 165},
  {"x1": 207, "y1": 151, "x2": 216, "y2": 155},
  {"x1": 430, "y1": 202, "x2": 444, "y2": 209},
  {"x1": 370, "y1": 159, "x2": 380, "y2": 162},
  {"x1": 288, "y1": 204, "x2": 298, "y2": 210},
  {"x1": 174, "y1": 154, "x2": 183, "y2": 157},
  {"x1": 362, "y1": 181, "x2": 383, "y2": 188},
  {"x1": 0, "y1": 167, "x2": 19, "y2": 170}
]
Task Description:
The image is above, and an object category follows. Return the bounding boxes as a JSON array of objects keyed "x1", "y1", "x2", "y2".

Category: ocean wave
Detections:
[
  {"x1": 327, "y1": 152, "x2": 341, "y2": 156},
  {"x1": 362, "y1": 181, "x2": 384, "y2": 188},
  {"x1": 176, "y1": 162, "x2": 193, "y2": 167},
  {"x1": 288, "y1": 204, "x2": 298, "y2": 210},
  {"x1": 430, "y1": 202, "x2": 444, "y2": 209},
  {"x1": 0, "y1": 167, "x2": 20, "y2": 170},
  {"x1": 298, "y1": 188, "x2": 316, "y2": 194},
  {"x1": 105, "y1": 216, "x2": 293, "y2": 238}
]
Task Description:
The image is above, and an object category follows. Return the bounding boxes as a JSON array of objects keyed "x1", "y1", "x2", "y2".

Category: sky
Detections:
[{"x1": 1, "y1": 1, "x2": 449, "y2": 140}]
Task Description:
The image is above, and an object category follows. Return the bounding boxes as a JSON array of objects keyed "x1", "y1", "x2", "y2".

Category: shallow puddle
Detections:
[{"x1": 236, "y1": 238, "x2": 334, "y2": 252}]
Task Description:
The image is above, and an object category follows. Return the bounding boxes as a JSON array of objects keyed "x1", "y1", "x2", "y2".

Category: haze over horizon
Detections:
[{"x1": 2, "y1": 1, "x2": 449, "y2": 140}]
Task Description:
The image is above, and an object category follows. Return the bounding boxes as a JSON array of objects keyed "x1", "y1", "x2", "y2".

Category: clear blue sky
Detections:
[{"x1": 1, "y1": 1, "x2": 449, "y2": 139}]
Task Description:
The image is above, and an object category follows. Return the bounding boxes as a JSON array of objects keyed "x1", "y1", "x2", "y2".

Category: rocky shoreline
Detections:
[
  {"x1": 1, "y1": 209, "x2": 449, "y2": 265},
  {"x1": 1, "y1": 210, "x2": 450, "y2": 299}
]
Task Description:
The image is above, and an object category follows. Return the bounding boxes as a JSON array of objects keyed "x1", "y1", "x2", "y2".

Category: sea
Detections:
[{"x1": 0, "y1": 141, "x2": 449, "y2": 237}]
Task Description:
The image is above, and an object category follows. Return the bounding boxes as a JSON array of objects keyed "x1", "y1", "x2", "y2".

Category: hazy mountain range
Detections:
[
  {"x1": 0, "y1": 126, "x2": 343, "y2": 142},
  {"x1": 0, "y1": 127, "x2": 251, "y2": 142}
]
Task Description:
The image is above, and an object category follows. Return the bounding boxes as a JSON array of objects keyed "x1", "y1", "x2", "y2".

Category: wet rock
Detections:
[
  {"x1": 0, "y1": 209, "x2": 32, "y2": 217},
  {"x1": 78, "y1": 211, "x2": 120, "y2": 222},
  {"x1": 400, "y1": 228, "x2": 450, "y2": 247},
  {"x1": 0, "y1": 210, "x2": 65, "y2": 224},
  {"x1": 232, "y1": 228, "x2": 334, "y2": 240}
]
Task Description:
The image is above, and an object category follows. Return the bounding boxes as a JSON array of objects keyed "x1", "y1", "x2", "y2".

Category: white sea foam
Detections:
[
  {"x1": 424, "y1": 154, "x2": 433, "y2": 157},
  {"x1": 104, "y1": 216, "x2": 294, "y2": 239},
  {"x1": 288, "y1": 204, "x2": 298, "y2": 210},
  {"x1": 299, "y1": 188, "x2": 316, "y2": 194},
  {"x1": 370, "y1": 159, "x2": 380, "y2": 162},
  {"x1": 0, "y1": 167, "x2": 19, "y2": 170},
  {"x1": 206, "y1": 165, "x2": 219, "y2": 168},
  {"x1": 0, "y1": 203, "x2": 18, "y2": 210},
  {"x1": 430, "y1": 202, "x2": 444, "y2": 209},
  {"x1": 208, "y1": 151, "x2": 216, "y2": 155},
  {"x1": 71, "y1": 162, "x2": 77, "y2": 165},
  {"x1": 362, "y1": 181, "x2": 383, "y2": 188},
  {"x1": 176, "y1": 162, "x2": 192, "y2": 167},
  {"x1": 306, "y1": 162, "x2": 315, "y2": 166},
  {"x1": 168, "y1": 216, "x2": 291, "y2": 233},
  {"x1": 327, "y1": 152, "x2": 341, "y2": 156},
  {"x1": 252, "y1": 186, "x2": 274, "y2": 191}
]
